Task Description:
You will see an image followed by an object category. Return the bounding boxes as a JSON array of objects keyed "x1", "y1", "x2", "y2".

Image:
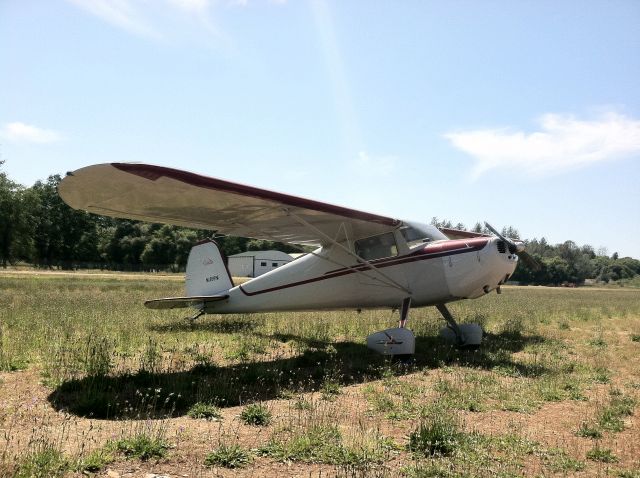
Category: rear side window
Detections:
[{"x1": 354, "y1": 232, "x2": 398, "y2": 261}]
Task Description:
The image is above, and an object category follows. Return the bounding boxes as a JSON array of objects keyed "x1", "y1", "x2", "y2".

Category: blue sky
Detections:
[{"x1": 1, "y1": 0, "x2": 639, "y2": 257}]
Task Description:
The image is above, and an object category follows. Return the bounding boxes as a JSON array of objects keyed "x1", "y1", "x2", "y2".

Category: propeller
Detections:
[{"x1": 484, "y1": 222, "x2": 541, "y2": 271}]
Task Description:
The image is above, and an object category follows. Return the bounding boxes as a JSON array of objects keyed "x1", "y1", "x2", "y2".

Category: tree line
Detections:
[
  {"x1": 1, "y1": 164, "x2": 638, "y2": 285},
  {"x1": 0, "y1": 166, "x2": 299, "y2": 271}
]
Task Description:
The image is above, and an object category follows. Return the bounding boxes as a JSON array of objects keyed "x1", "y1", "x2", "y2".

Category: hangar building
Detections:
[{"x1": 227, "y1": 250, "x2": 293, "y2": 278}]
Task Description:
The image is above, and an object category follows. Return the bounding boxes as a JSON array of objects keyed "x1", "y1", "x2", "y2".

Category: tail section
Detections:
[{"x1": 186, "y1": 240, "x2": 234, "y2": 296}]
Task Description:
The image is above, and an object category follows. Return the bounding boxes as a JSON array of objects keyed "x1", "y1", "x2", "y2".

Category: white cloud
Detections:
[
  {"x1": 168, "y1": 0, "x2": 211, "y2": 12},
  {"x1": 68, "y1": 0, "x2": 286, "y2": 40},
  {"x1": 1, "y1": 122, "x2": 63, "y2": 144},
  {"x1": 445, "y1": 112, "x2": 640, "y2": 178},
  {"x1": 67, "y1": 0, "x2": 159, "y2": 39},
  {"x1": 351, "y1": 151, "x2": 397, "y2": 177}
]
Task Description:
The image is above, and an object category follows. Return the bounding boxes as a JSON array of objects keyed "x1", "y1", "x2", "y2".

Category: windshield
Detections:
[{"x1": 400, "y1": 222, "x2": 447, "y2": 248}]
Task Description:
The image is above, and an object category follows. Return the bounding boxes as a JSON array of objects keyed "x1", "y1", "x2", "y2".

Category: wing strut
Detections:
[{"x1": 287, "y1": 211, "x2": 412, "y2": 295}]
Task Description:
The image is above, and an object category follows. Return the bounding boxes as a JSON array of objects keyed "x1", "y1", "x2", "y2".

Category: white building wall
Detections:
[
  {"x1": 253, "y1": 259, "x2": 289, "y2": 277},
  {"x1": 228, "y1": 251, "x2": 293, "y2": 277},
  {"x1": 228, "y1": 256, "x2": 254, "y2": 277}
]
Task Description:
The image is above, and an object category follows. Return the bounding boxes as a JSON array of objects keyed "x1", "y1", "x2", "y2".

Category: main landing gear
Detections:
[
  {"x1": 437, "y1": 303, "x2": 483, "y2": 348},
  {"x1": 366, "y1": 299, "x2": 483, "y2": 355},
  {"x1": 366, "y1": 297, "x2": 415, "y2": 355}
]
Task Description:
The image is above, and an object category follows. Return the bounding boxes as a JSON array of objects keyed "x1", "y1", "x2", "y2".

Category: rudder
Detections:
[{"x1": 186, "y1": 240, "x2": 234, "y2": 296}]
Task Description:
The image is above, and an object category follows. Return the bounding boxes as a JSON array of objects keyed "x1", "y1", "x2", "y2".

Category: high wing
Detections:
[
  {"x1": 439, "y1": 227, "x2": 490, "y2": 240},
  {"x1": 58, "y1": 163, "x2": 402, "y2": 246}
]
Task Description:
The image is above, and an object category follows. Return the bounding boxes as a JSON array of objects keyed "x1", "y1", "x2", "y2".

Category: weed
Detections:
[
  {"x1": 543, "y1": 448, "x2": 586, "y2": 472},
  {"x1": 588, "y1": 336, "x2": 607, "y2": 348},
  {"x1": 631, "y1": 334, "x2": 640, "y2": 342},
  {"x1": 618, "y1": 470, "x2": 640, "y2": 478},
  {"x1": 592, "y1": 367, "x2": 612, "y2": 384},
  {"x1": 259, "y1": 424, "x2": 389, "y2": 466},
  {"x1": 15, "y1": 445, "x2": 68, "y2": 478},
  {"x1": 321, "y1": 379, "x2": 342, "y2": 400},
  {"x1": 576, "y1": 422, "x2": 602, "y2": 439},
  {"x1": 204, "y1": 444, "x2": 252, "y2": 468},
  {"x1": 586, "y1": 446, "x2": 618, "y2": 463},
  {"x1": 187, "y1": 401, "x2": 222, "y2": 420},
  {"x1": 293, "y1": 397, "x2": 312, "y2": 410},
  {"x1": 407, "y1": 408, "x2": 462, "y2": 457},
  {"x1": 598, "y1": 393, "x2": 636, "y2": 432},
  {"x1": 259, "y1": 424, "x2": 342, "y2": 463},
  {"x1": 365, "y1": 389, "x2": 395, "y2": 413},
  {"x1": 240, "y1": 403, "x2": 271, "y2": 426},
  {"x1": 114, "y1": 433, "x2": 169, "y2": 460},
  {"x1": 75, "y1": 446, "x2": 115, "y2": 472}
]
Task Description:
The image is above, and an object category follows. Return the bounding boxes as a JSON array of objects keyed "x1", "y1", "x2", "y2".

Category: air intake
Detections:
[{"x1": 496, "y1": 240, "x2": 506, "y2": 254}]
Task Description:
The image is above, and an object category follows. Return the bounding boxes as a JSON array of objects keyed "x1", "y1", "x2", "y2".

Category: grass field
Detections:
[{"x1": 1, "y1": 271, "x2": 639, "y2": 477}]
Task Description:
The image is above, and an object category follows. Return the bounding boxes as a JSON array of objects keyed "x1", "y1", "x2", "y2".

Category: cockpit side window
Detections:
[
  {"x1": 400, "y1": 224, "x2": 447, "y2": 248},
  {"x1": 354, "y1": 232, "x2": 398, "y2": 261}
]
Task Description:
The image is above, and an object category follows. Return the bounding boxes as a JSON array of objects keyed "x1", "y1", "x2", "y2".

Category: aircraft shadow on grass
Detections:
[{"x1": 47, "y1": 327, "x2": 549, "y2": 420}]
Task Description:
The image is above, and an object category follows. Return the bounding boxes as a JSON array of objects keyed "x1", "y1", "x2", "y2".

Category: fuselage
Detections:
[{"x1": 204, "y1": 235, "x2": 518, "y2": 314}]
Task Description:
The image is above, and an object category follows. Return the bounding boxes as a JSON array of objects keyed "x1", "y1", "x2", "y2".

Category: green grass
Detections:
[
  {"x1": 204, "y1": 444, "x2": 252, "y2": 468},
  {"x1": 1, "y1": 274, "x2": 640, "y2": 475}
]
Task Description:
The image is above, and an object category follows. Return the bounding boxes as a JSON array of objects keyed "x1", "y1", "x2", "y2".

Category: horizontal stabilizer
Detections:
[{"x1": 144, "y1": 294, "x2": 229, "y2": 310}]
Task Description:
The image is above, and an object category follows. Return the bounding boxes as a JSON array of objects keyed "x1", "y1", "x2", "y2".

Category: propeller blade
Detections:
[
  {"x1": 516, "y1": 250, "x2": 542, "y2": 271},
  {"x1": 484, "y1": 222, "x2": 542, "y2": 271},
  {"x1": 484, "y1": 222, "x2": 517, "y2": 253}
]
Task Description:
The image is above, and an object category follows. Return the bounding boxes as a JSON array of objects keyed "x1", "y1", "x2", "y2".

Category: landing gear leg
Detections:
[
  {"x1": 186, "y1": 308, "x2": 205, "y2": 322},
  {"x1": 436, "y1": 303, "x2": 483, "y2": 348},
  {"x1": 399, "y1": 297, "x2": 411, "y2": 328}
]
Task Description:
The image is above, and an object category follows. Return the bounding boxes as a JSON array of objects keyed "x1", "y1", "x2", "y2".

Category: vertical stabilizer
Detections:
[{"x1": 186, "y1": 240, "x2": 234, "y2": 296}]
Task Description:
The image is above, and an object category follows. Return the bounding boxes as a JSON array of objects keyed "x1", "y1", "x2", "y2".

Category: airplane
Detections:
[{"x1": 58, "y1": 163, "x2": 537, "y2": 355}]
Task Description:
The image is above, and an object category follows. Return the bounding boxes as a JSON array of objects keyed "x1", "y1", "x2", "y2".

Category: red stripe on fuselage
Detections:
[{"x1": 238, "y1": 238, "x2": 489, "y2": 297}]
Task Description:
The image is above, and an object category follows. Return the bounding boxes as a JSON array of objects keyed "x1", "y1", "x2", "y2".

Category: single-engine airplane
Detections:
[{"x1": 59, "y1": 163, "x2": 537, "y2": 354}]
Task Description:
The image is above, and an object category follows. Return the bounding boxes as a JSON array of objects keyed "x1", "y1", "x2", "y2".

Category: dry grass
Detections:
[{"x1": 0, "y1": 275, "x2": 639, "y2": 476}]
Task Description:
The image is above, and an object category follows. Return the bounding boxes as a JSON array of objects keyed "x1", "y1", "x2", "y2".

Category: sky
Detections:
[{"x1": 1, "y1": 0, "x2": 639, "y2": 258}]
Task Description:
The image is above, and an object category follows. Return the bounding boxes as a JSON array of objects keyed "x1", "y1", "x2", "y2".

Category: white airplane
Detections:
[{"x1": 59, "y1": 163, "x2": 537, "y2": 354}]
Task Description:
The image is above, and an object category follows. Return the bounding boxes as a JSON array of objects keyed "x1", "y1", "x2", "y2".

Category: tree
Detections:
[
  {"x1": 30, "y1": 175, "x2": 99, "y2": 268},
  {"x1": 0, "y1": 164, "x2": 29, "y2": 267}
]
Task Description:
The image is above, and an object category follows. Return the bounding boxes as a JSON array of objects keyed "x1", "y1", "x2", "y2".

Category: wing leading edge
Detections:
[{"x1": 59, "y1": 163, "x2": 402, "y2": 246}]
